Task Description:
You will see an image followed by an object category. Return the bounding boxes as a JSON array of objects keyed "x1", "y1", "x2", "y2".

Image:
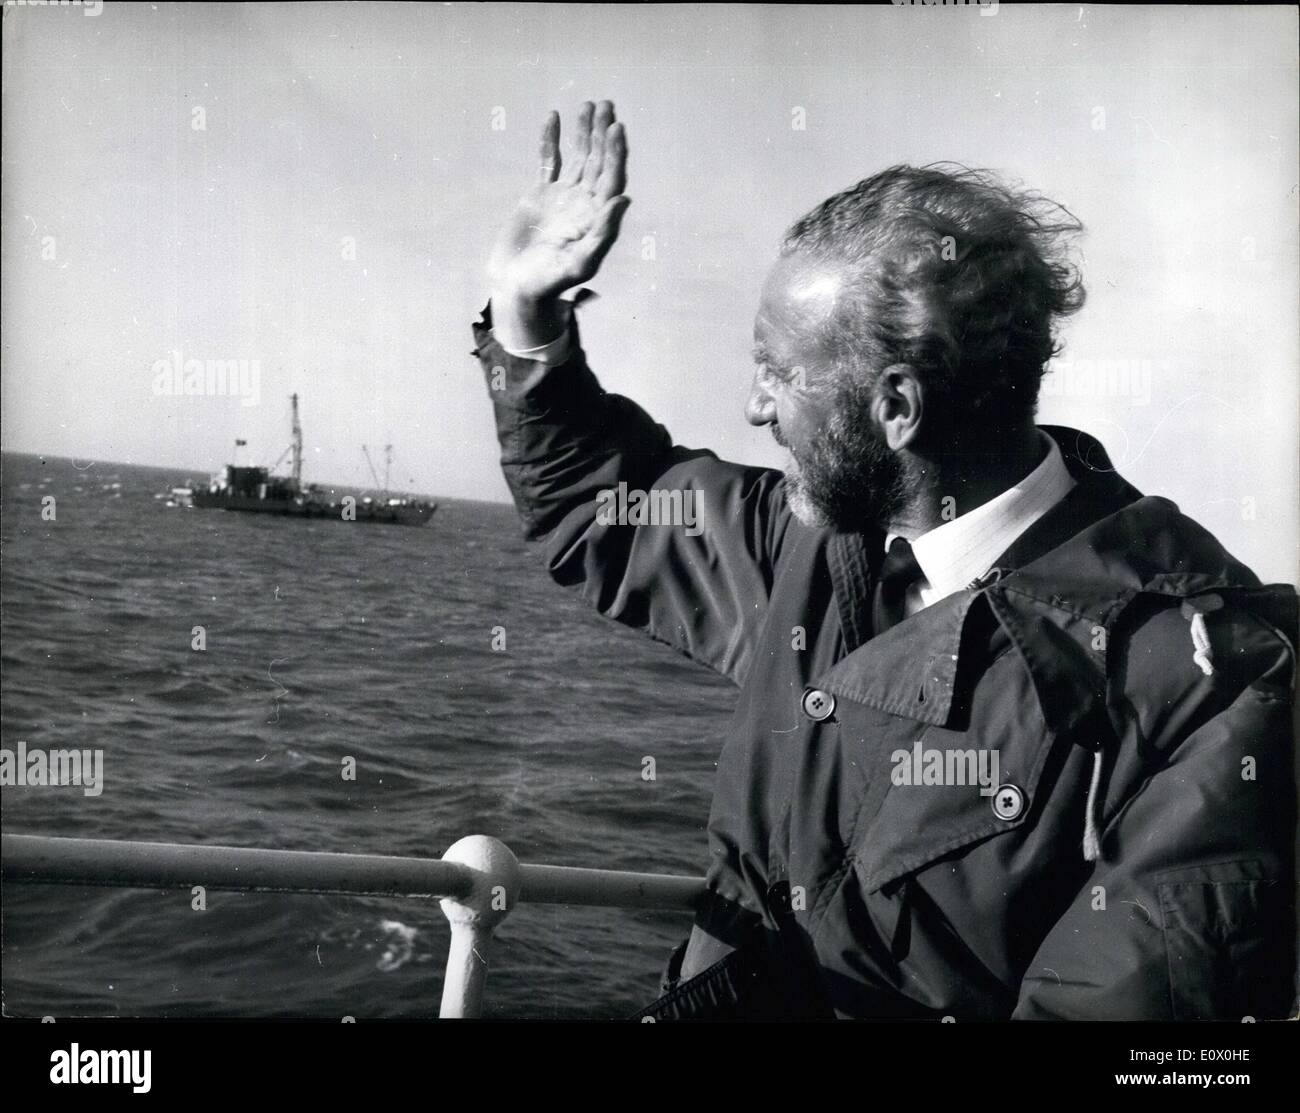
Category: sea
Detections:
[{"x1": 0, "y1": 452, "x2": 736, "y2": 1019}]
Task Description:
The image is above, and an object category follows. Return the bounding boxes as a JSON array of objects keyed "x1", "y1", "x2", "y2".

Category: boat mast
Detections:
[
  {"x1": 384, "y1": 444, "x2": 393, "y2": 497},
  {"x1": 290, "y1": 393, "x2": 303, "y2": 488},
  {"x1": 362, "y1": 444, "x2": 382, "y2": 492}
]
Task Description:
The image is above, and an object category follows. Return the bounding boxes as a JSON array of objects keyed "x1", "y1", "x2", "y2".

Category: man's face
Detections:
[{"x1": 749, "y1": 252, "x2": 908, "y2": 534}]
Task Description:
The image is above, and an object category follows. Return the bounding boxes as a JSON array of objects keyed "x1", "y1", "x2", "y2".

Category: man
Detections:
[{"x1": 473, "y1": 101, "x2": 1297, "y2": 1019}]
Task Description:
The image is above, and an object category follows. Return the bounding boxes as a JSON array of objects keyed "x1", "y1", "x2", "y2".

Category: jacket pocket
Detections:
[
  {"x1": 848, "y1": 650, "x2": 1061, "y2": 895},
  {"x1": 1158, "y1": 859, "x2": 1294, "y2": 1020}
]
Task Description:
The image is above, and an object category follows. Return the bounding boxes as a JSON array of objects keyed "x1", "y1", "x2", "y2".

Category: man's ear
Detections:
[{"x1": 873, "y1": 363, "x2": 923, "y2": 451}]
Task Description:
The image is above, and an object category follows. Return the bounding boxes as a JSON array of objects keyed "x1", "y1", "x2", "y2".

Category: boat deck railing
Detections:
[{"x1": 0, "y1": 833, "x2": 706, "y2": 1018}]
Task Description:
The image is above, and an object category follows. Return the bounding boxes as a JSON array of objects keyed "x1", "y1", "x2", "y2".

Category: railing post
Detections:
[{"x1": 437, "y1": 835, "x2": 521, "y2": 1019}]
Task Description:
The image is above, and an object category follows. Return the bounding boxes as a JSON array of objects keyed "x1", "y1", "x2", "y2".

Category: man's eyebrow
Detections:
[{"x1": 751, "y1": 343, "x2": 773, "y2": 363}]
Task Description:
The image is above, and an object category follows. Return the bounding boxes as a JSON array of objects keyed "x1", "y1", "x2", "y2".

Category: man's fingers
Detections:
[
  {"x1": 565, "y1": 102, "x2": 594, "y2": 185},
  {"x1": 594, "y1": 121, "x2": 627, "y2": 201},
  {"x1": 582, "y1": 101, "x2": 614, "y2": 191},
  {"x1": 538, "y1": 110, "x2": 561, "y2": 183}
]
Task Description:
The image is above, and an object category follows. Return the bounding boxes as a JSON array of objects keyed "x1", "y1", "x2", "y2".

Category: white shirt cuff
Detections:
[
  {"x1": 491, "y1": 299, "x2": 576, "y2": 366},
  {"x1": 494, "y1": 327, "x2": 574, "y2": 366}
]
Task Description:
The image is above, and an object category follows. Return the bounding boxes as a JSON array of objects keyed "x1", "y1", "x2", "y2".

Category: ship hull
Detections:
[{"x1": 191, "y1": 491, "x2": 435, "y2": 526}]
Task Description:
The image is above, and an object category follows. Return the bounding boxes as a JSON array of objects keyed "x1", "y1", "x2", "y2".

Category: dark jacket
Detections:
[{"x1": 472, "y1": 304, "x2": 1298, "y2": 1020}]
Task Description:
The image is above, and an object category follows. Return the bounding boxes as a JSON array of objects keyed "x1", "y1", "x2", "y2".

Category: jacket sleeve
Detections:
[
  {"x1": 1012, "y1": 591, "x2": 1298, "y2": 1020},
  {"x1": 472, "y1": 303, "x2": 793, "y2": 685}
]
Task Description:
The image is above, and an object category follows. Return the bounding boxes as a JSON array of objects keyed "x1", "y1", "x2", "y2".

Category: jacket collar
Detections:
[
  {"x1": 818, "y1": 425, "x2": 1264, "y2": 733},
  {"x1": 826, "y1": 425, "x2": 1132, "y2": 658}
]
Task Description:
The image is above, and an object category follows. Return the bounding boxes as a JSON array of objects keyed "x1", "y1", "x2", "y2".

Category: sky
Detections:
[{"x1": 2, "y1": 2, "x2": 1296, "y2": 582}]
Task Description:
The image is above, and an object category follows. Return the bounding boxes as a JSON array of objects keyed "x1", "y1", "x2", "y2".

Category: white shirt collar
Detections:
[{"x1": 886, "y1": 432, "x2": 1076, "y2": 609}]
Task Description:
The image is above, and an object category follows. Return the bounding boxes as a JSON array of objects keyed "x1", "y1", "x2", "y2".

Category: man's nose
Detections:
[{"x1": 745, "y1": 376, "x2": 776, "y2": 426}]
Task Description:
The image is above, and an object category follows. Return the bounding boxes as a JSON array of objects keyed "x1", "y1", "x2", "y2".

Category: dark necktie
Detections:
[{"x1": 872, "y1": 537, "x2": 923, "y2": 634}]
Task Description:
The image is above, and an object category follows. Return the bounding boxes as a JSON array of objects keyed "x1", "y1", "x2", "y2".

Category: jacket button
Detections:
[
  {"x1": 993, "y1": 784, "x2": 1025, "y2": 821},
  {"x1": 801, "y1": 688, "x2": 835, "y2": 722}
]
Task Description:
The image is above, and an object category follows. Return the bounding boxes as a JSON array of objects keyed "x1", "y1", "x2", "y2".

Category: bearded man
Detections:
[{"x1": 473, "y1": 101, "x2": 1297, "y2": 1020}]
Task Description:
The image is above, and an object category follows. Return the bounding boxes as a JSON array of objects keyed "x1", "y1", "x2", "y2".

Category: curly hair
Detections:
[{"x1": 782, "y1": 164, "x2": 1086, "y2": 442}]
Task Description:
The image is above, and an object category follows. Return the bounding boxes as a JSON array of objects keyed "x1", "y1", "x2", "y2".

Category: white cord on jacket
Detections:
[{"x1": 1082, "y1": 747, "x2": 1105, "y2": 863}]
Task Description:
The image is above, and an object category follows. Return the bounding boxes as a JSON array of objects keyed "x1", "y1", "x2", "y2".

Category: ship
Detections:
[{"x1": 182, "y1": 394, "x2": 436, "y2": 526}]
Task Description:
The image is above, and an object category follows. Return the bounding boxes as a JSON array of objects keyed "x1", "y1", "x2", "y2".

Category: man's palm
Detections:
[{"x1": 488, "y1": 102, "x2": 630, "y2": 302}]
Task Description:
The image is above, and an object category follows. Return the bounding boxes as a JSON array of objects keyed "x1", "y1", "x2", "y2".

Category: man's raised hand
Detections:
[{"x1": 488, "y1": 101, "x2": 630, "y2": 309}]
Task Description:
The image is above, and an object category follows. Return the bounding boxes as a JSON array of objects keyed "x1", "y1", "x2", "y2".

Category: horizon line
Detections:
[{"x1": 0, "y1": 449, "x2": 511, "y2": 507}]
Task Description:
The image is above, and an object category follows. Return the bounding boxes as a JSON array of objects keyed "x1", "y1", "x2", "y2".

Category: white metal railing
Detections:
[{"x1": 0, "y1": 832, "x2": 705, "y2": 1018}]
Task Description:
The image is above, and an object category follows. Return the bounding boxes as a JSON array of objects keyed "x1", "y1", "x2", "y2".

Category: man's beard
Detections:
[{"x1": 776, "y1": 383, "x2": 910, "y2": 535}]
